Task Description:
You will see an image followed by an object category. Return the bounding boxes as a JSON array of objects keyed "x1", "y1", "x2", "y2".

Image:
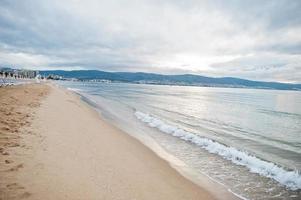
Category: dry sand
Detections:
[
  {"x1": 0, "y1": 84, "x2": 49, "y2": 199},
  {"x1": 1, "y1": 83, "x2": 238, "y2": 200}
]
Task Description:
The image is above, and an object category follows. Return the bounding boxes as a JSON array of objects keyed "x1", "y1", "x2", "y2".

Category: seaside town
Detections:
[
  {"x1": 0, "y1": 67, "x2": 65, "y2": 86},
  {"x1": 0, "y1": 68, "x2": 39, "y2": 79}
]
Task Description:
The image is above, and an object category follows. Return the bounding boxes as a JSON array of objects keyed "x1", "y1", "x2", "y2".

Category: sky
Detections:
[{"x1": 0, "y1": 0, "x2": 301, "y2": 83}]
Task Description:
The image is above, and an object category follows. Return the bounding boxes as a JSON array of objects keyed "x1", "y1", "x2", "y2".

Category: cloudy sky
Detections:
[{"x1": 0, "y1": 0, "x2": 301, "y2": 83}]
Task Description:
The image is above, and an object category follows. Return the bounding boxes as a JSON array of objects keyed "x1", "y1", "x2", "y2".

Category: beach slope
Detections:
[{"x1": 1, "y1": 84, "x2": 220, "y2": 200}]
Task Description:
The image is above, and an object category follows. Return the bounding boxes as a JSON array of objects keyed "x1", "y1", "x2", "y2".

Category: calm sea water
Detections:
[{"x1": 57, "y1": 81, "x2": 301, "y2": 200}]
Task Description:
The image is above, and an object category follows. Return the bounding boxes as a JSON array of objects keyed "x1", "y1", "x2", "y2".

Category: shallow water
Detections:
[{"x1": 58, "y1": 81, "x2": 301, "y2": 199}]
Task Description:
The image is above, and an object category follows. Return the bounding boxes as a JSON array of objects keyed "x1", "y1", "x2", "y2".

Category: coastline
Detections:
[{"x1": 1, "y1": 83, "x2": 239, "y2": 199}]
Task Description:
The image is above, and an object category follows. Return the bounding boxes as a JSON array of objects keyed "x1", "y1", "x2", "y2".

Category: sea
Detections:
[{"x1": 56, "y1": 81, "x2": 301, "y2": 200}]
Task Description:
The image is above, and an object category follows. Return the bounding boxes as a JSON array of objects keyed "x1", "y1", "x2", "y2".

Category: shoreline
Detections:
[
  {"x1": 74, "y1": 86, "x2": 243, "y2": 200},
  {"x1": 1, "y1": 83, "x2": 239, "y2": 199}
]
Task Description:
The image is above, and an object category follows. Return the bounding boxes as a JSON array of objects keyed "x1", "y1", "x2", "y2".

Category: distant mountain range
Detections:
[{"x1": 40, "y1": 70, "x2": 301, "y2": 91}]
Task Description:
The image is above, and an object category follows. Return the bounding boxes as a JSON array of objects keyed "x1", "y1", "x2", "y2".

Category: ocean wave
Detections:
[
  {"x1": 134, "y1": 111, "x2": 301, "y2": 190},
  {"x1": 67, "y1": 87, "x2": 83, "y2": 92}
]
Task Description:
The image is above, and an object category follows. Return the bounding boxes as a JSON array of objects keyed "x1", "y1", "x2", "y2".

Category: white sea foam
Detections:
[
  {"x1": 134, "y1": 111, "x2": 301, "y2": 190},
  {"x1": 67, "y1": 87, "x2": 83, "y2": 93}
]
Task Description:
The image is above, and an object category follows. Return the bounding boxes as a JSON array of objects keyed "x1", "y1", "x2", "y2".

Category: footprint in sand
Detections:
[
  {"x1": 20, "y1": 192, "x2": 31, "y2": 199},
  {"x1": 6, "y1": 183, "x2": 24, "y2": 190},
  {"x1": 5, "y1": 159, "x2": 13, "y2": 164},
  {"x1": 1, "y1": 126, "x2": 10, "y2": 131},
  {"x1": 7, "y1": 142, "x2": 20, "y2": 147},
  {"x1": 9, "y1": 163, "x2": 24, "y2": 171}
]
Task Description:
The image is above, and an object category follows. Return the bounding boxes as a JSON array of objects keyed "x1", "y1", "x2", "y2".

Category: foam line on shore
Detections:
[{"x1": 134, "y1": 111, "x2": 301, "y2": 190}]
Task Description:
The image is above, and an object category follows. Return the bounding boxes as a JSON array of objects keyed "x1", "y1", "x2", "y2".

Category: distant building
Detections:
[
  {"x1": 0, "y1": 68, "x2": 14, "y2": 78},
  {"x1": 46, "y1": 74, "x2": 63, "y2": 80},
  {"x1": 0, "y1": 67, "x2": 39, "y2": 79},
  {"x1": 14, "y1": 69, "x2": 38, "y2": 78}
]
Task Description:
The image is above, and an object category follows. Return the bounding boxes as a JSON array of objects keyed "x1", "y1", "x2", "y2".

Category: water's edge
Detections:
[
  {"x1": 135, "y1": 111, "x2": 301, "y2": 190},
  {"x1": 60, "y1": 82, "x2": 301, "y2": 199},
  {"x1": 66, "y1": 86, "x2": 245, "y2": 200}
]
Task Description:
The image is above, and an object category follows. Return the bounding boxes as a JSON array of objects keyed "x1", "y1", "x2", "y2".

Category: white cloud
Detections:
[
  {"x1": 0, "y1": 51, "x2": 50, "y2": 68},
  {"x1": 0, "y1": 0, "x2": 300, "y2": 82}
]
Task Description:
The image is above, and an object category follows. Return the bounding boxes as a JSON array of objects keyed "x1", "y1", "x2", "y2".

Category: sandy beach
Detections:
[
  {"x1": 0, "y1": 83, "x2": 240, "y2": 200},
  {"x1": 0, "y1": 85, "x2": 214, "y2": 199},
  {"x1": 0, "y1": 84, "x2": 49, "y2": 199}
]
